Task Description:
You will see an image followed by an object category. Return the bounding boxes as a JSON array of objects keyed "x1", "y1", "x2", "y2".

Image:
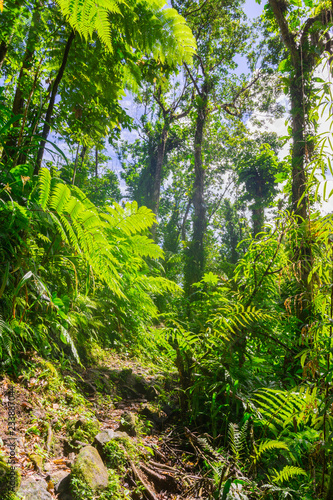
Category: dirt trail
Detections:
[{"x1": 0, "y1": 353, "x2": 218, "y2": 499}]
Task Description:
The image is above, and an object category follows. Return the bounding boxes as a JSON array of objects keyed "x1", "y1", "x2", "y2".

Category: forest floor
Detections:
[{"x1": 0, "y1": 348, "x2": 220, "y2": 499}]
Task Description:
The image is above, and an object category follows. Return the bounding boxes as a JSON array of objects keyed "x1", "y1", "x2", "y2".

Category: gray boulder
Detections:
[
  {"x1": 51, "y1": 470, "x2": 71, "y2": 495},
  {"x1": 17, "y1": 478, "x2": 52, "y2": 500}
]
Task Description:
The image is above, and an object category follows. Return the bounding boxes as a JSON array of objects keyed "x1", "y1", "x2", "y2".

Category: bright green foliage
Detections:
[
  {"x1": 228, "y1": 420, "x2": 249, "y2": 462},
  {"x1": 252, "y1": 387, "x2": 320, "y2": 435},
  {"x1": 56, "y1": 0, "x2": 196, "y2": 63},
  {"x1": 271, "y1": 465, "x2": 307, "y2": 484},
  {"x1": 0, "y1": 167, "x2": 180, "y2": 364},
  {"x1": 252, "y1": 440, "x2": 289, "y2": 465},
  {"x1": 2, "y1": 0, "x2": 333, "y2": 498}
]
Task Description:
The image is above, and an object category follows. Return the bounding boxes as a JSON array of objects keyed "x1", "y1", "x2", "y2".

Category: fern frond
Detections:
[
  {"x1": 128, "y1": 235, "x2": 164, "y2": 259},
  {"x1": 49, "y1": 212, "x2": 70, "y2": 245},
  {"x1": 49, "y1": 183, "x2": 71, "y2": 214},
  {"x1": 252, "y1": 440, "x2": 289, "y2": 465},
  {"x1": 252, "y1": 387, "x2": 317, "y2": 433},
  {"x1": 228, "y1": 423, "x2": 241, "y2": 461},
  {"x1": 134, "y1": 275, "x2": 182, "y2": 295},
  {"x1": 55, "y1": 0, "x2": 196, "y2": 65},
  {"x1": 102, "y1": 201, "x2": 156, "y2": 235},
  {"x1": 211, "y1": 303, "x2": 271, "y2": 335},
  {"x1": 38, "y1": 167, "x2": 51, "y2": 209},
  {"x1": 271, "y1": 465, "x2": 307, "y2": 483}
]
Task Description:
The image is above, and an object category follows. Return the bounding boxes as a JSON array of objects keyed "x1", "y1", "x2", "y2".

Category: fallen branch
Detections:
[{"x1": 129, "y1": 460, "x2": 159, "y2": 500}]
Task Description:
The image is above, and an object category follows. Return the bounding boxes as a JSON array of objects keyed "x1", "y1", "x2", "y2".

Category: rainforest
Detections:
[{"x1": 1, "y1": 0, "x2": 333, "y2": 499}]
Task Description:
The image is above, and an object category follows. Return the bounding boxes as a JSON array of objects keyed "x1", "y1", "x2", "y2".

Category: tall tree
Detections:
[
  {"x1": 173, "y1": 0, "x2": 250, "y2": 295},
  {"x1": 265, "y1": 0, "x2": 333, "y2": 321},
  {"x1": 236, "y1": 133, "x2": 286, "y2": 237}
]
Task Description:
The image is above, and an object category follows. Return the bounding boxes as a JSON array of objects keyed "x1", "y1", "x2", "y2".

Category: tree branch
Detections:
[
  {"x1": 184, "y1": 0, "x2": 208, "y2": 17},
  {"x1": 268, "y1": 0, "x2": 299, "y2": 65},
  {"x1": 183, "y1": 62, "x2": 201, "y2": 96},
  {"x1": 301, "y1": 8, "x2": 333, "y2": 46}
]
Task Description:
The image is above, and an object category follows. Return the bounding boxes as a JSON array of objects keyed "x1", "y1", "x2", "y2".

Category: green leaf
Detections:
[
  {"x1": 221, "y1": 479, "x2": 232, "y2": 500},
  {"x1": 278, "y1": 59, "x2": 291, "y2": 73}
]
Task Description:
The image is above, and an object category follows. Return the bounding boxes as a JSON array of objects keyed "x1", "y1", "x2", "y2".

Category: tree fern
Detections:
[
  {"x1": 101, "y1": 201, "x2": 156, "y2": 235},
  {"x1": 127, "y1": 234, "x2": 163, "y2": 259},
  {"x1": 37, "y1": 168, "x2": 179, "y2": 304},
  {"x1": 55, "y1": 0, "x2": 196, "y2": 64},
  {"x1": 38, "y1": 167, "x2": 52, "y2": 209},
  {"x1": 56, "y1": 0, "x2": 122, "y2": 51},
  {"x1": 210, "y1": 302, "x2": 272, "y2": 336}
]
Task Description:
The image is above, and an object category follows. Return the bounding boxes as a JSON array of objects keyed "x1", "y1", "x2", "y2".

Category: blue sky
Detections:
[{"x1": 243, "y1": 0, "x2": 263, "y2": 19}]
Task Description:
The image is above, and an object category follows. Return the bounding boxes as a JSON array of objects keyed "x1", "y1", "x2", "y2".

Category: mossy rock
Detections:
[
  {"x1": 71, "y1": 446, "x2": 108, "y2": 491},
  {"x1": 66, "y1": 418, "x2": 100, "y2": 447},
  {"x1": 0, "y1": 454, "x2": 21, "y2": 495},
  {"x1": 17, "y1": 478, "x2": 52, "y2": 499},
  {"x1": 28, "y1": 453, "x2": 43, "y2": 471},
  {"x1": 118, "y1": 411, "x2": 138, "y2": 437}
]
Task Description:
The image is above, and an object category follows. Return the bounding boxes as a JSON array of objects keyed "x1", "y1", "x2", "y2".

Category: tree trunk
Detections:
[
  {"x1": 150, "y1": 123, "x2": 169, "y2": 239},
  {"x1": 290, "y1": 68, "x2": 308, "y2": 221},
  {"x1": 0, "y1": 37, "x2": 11, "y2": 71},
  {"x1": 268, "y1": 0, "x2": 317, "y2": 325},
  {"x1": 34, "y1": 30, "x2": 75, "y2": 174},
  {"x1": 95, "y1": 147, "x2": 98, "y2": 178},
  {"x1": 326, "y1": 466, "x2": 333, "y2": 500},
  {"x1": 184, "y1": 92, "x2": 208, "y2": 296},
  {"x1": 72, "y1": 144, "x2": 80, "y2": 185},
  {"x1": 289, "y1": 64, "x2": 313, "y2": 324},
  {"x1": 1, "y1": 3, "x2": 41, "y2": 165},
  {"x1": 252, "y1": 206, "x2": 264, "y2": 238},
  {"x1": 72, "y1": 145, "x2": 87, "y2": 185}
]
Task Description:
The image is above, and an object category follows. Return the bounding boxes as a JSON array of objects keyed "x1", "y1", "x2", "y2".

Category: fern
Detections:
[
  {"x1": 50, "y1": 183, "x2": 71, "y2": 214},
  {"x1": 210, "y1": 302, "x2": 271, "y2": 336},
  {"x1": 128, "y1": 234, "x2": 164, "y2": 259},
  {"x1": 38, "y1": 167, "x2": 51, "y2": 209},
  {"x1": 252, "y1": 387, "x2": 318, "y2": 435},
  {"x1": 271, "y1": 465, "x2": 307, "y2": 483},
  {"x1": 55, "y1": 0, "x2": 196, "y2": 64},
  {"x1": 37, "y1": 168, "x2": 179, "y2": 304},
  {"x1": 228, "y1": 421, "x2": 249, "y2": 462},
  {"x1": 252, "y1": 440, "x2": 289, "y2": 465},
  {"x1": 102, "y1": 201, "x2": 156, "y2": 235}
]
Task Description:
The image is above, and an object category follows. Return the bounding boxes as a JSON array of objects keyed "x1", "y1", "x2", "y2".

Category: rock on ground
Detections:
[
  {"x1": 72, "y1": 445, "x2": 108, "y2": 491},
  {"x1": 17, "y1": 478, "x2": 53, "y2": 500}
]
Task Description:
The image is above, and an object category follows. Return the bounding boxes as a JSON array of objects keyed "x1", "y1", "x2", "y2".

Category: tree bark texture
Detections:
[
  {"x1": 252, "y1": 206, "x2": 264, "y2": 239},
  {"x1": 150, "y1": 123, "x2": 169, "y2": 239}
]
